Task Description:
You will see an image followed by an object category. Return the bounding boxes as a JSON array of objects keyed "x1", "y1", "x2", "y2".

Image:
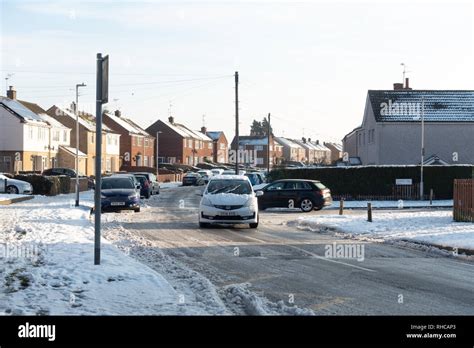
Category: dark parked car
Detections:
[
  {"x1": 135, "y1": 174, "x2": 152, "y2": 199},
  {"x1": 133, "y1": 172, "x2": 160, "y2": 195},
  {"x1": 244, "y1": 172, "x2": 266, "y2": 186},
  {"x1": 101, "y1": 176, "x2": 141, "y2": 213},
  {"x1": 255, "y1": 179, "x2": 332, "y2": 212},
  {"x1": 42, "y1": 167, "x2": 80, "y2": 177},
  {"x1": 182, "y1": 172, "x2": 204, "y2": 186}
]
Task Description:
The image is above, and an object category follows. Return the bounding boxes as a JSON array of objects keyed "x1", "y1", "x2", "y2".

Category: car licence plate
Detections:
[
  {"x1": 220, "y1": 211, "x2": 237, "y2": 216},
  {"x1": 111, "y1": 202, "x2": 126, "y2": 206}
]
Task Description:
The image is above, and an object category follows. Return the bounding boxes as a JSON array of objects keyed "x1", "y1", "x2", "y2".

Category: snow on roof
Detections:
[
  {"x1": 311, "y1": 142, "x2": 331, "y2": 151},
  {"x1": 368, "y1": 90, "x2": 474, "y2": 122},
  {"x1": 0, "y1": 97, "x2": 49, "y2": 125},
  {"x1": 163, "y1": 120, "x2": 212, "y2": 141},
  {"x1": 50, "y1": 107, "x2": 97, "y2": 132},
  {"x1": 59, "y1": 145, "x2": 87, "y2": 157},
  {"x1": 37, "y1": 113, "x2": 70, "y2": 129},
  {"x1": 275, "y1": 137, "x2": 303, "y2": 148},
  {"x1": 326, "y1": 142, "x2": 343, "y2": 151},
  {"x1": 106, "y1": 112, "x2": 150, "y2": 136}
]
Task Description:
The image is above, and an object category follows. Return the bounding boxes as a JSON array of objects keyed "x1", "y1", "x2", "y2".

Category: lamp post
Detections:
[
  {"x1": 156, "y1": 131, "x2": 162, "y2": 176},
  {"x1": 75, "y1": 82, "x2": 86, "y2": 207},
  {"x1": 420, "y1": 96, "x2": 425, "y2": 200}
]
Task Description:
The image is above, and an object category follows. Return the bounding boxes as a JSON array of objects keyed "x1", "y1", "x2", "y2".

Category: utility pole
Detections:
[
  {"x1": 234, "y1": 71, "x2": 239, "y2": 175},
  {"x1": 267, "y1": 113, "x2": 271, "y2": 174},
  {"x1": 420, "y1": 96, "x2": 425, "y2": 200},
  {"x1": 75, "y1": 82, "x2": 86, "y2": 207}
]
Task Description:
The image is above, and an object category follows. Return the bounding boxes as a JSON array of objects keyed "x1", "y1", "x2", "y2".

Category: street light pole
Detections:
[
  {"x1": 420, "y1": 96, "x2": 425, "y2": 200},
  {"x1": 75, "y1": 82, "x2": 86, "y2": 207}
]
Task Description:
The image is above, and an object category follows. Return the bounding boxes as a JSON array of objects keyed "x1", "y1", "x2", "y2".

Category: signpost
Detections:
[{"x1": 94, "y1": 53, "x2": 109, "y2": 265}]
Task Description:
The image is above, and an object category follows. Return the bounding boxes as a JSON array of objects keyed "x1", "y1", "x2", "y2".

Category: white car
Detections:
[
  {"x1": 197, "y1": 170, "x2": 213, "y2": 183},
  {"x1": 0, "y1": 173, "x2": 33, "y2": 194},
  {"x1": 199, "y1": 175, "x2": 263, "y2": 229},
  {"x1": 210, "y1": 168, "x2": 224, "y2": 176}
]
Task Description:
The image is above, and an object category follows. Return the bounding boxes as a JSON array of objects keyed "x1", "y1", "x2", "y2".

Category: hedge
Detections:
[
  {"x1": 268, "y1": 165, "x2": 474, "y2": 199},
  {"x1": 13, "y1": 175, "x2": 71, "y2": 196}
]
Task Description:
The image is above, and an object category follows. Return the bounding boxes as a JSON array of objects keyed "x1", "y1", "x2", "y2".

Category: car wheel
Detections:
[
  {"x1": 6, "y1": 185, "x2": 19, "y2": 194},
  {"x1": 134, "y1": 207, "x2": 141, "y2": 213},
  {"x1": 300, "y1": 198, "x2": 314, "y2": 212},
  {"x1": 199, "y1": 222, "x2": 210, "y2": 228},
  {"x1": 249, "y1": 222, "x2": 258, "y2": 228}
]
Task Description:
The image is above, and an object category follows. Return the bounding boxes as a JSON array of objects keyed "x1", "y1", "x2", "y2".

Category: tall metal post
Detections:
[
  {"x1": 267, "y1": 113, "x2": 271, "y2": 174},
  {"x1": 94, "y1": 54, "x2": 103, "y2": 265},
  {"x1": 420, "y1": 96, "x2": 425, "y2": 200},
  {"x1": 234, "y1": 71, "x2": 239, "y2": 175},
  {"x1": 75, "y1": 82, "x2": 86, "y2": 207}
]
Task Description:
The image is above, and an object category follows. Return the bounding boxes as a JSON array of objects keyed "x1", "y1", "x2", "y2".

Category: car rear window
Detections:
[{"x1": 315, "y1": 182, "x2": 327, "y2": 190}]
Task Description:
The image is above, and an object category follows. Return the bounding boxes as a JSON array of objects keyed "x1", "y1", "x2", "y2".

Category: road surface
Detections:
[{"x1": 103, "y1": 184, "x2": 474, "y2": 315}]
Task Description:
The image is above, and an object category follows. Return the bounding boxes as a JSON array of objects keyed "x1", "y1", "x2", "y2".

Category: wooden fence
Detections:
[{"x1": 453, "y1": 179, "x2": 473, "y2": 222}]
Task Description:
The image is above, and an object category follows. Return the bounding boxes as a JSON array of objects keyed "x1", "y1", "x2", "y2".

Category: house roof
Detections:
[
  {"x1": 206, "y1": 131, "x2": 224, "y2": 141},
  {"x1": 162, "y1": 120, "x2": 212, "y2": 141},
  {"x1": 105, "y1": 112, "x2": 151, "y2": 136},
  {"x1": 0, "y1": 97, "x2": 49, "y2": 125},
  {"x1": 49, "y1": 106, "x2": 115, "y2": 133},
  {"x1": 275, "y1": 137, "x2": 303, "y2": 149},
  {"x1": 59, "y1": 145, "x2": 87, "y2": 157},
  {"x1": 18, "y1": 100, "x2": 48, "y2": 115},
  {"x1": 368, "y1": 90, "x2": 474, "y2": 122},
  {"x1": 325, "y1": 142, "x2": 343, "y2": 151},
  {"x1": 236, "y1": 135, "x2": 269, "y2": 146},
  {"x1": 37, "y1": 113, "x2": 70, "y2": 129}
]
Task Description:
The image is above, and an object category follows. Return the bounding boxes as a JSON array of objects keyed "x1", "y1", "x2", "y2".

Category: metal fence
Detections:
[
  {"x1": 333, "y1": 183, "x2": 427, "y2": 201},
  {"x1": 453, "y1": 179, "x2": 474, "y2": 222}
]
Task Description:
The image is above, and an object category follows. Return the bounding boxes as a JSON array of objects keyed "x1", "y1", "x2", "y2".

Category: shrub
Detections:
[
  {"x1": 57, "y1": 175, "x2": 71, "y2": 194},
  {"x1": 13, "y1": 174, "x2": 63, "y2": 196}
]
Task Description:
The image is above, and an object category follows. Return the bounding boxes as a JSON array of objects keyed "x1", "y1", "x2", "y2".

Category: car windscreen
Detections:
[
  {"x1": 206, "y1": 179, "x2": 252, "y2": 195},
  {"x1": 101, "y1": 178, "x2": 134, "y2": 189}
]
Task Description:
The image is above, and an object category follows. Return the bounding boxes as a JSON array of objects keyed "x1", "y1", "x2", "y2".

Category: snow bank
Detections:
[
  {"x1": 0, "y1": 194, "x2": 30, "y2": 202},
  {"x1": 329, "y1": 200, "x2": 453, "y2": 209},
  {"x1": 296, "y1": 211, "x2": 474, "y2": 253},
  {"x1": 0, "y1": 193, "x2": 184, "y2": 315}
]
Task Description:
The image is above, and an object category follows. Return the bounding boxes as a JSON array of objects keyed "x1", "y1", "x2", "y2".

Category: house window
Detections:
[
  {"x1": 133, "y1": 137, "x2": 137, "y2": 146},
  {"x1": 52, "y1": 130, "x2": 60, "y2": 141},
  {"x1": 137, "y1": 137, "x2": 143, "y2": 146},
  {"x1": 208, "y1": 142, "x2": 212, "y2": 149},
  {"x1": 220, "y1": 143, "x2": 226, "y2": 150},
  {"x1": 188, "y1": 139, "x2": 193, "y2": 148},
  {"x1": 144, "y1": 138, "x2": 149, "y2": 147},
  {"x1": 63, "y1": 130, "x2": 68, "y2": 142},
  {"x1": 28, "y1": 126, "x2": 34, "y2": 139},
  {"x1": 256, "y1": 158, "x2": 264, "y2": 165},
  {"x1": 144, "y1": 156, "x2": 148, "y2": 167},
  {"x1": 255, "y1": 145, "x2": 263, "y2": 151},
  {"x1": 91, "y1": 133, "x2": 95, "y2": 143}
]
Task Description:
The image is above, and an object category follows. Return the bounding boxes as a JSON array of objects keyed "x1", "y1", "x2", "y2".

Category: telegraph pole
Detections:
[
  {"x1": 267, "y1": 113, "x2": 271, "y2": 174},
  {"x1": 75, "y1": 82, "x2": 86, "y2": 207},
  {"x1": 234, "y1": 71, "x2": 239, "y2": 175}
]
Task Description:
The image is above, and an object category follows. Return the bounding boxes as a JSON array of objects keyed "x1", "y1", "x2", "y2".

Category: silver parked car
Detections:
[{"x1": 0, "y1": 173, "x2": 33, "y2": 194}]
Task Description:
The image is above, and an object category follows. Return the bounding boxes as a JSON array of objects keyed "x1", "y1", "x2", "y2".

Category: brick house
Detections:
[
  {"x1": 230, "y1": 135, "x2": 282, "y2": 168},
  {"x1": 274, "y1": 137, "x2": 306, "y2": 162},
  {"x1": 146, "y1": 116, "x2": 213, "y2": 165},
  {"x1": 103, "y1": 110, "x2": 154, "y2": 169},
  {"x1": 0, "y1": 88, "x2": 73, "y2": 173},
  {"x1": 47, "y1": 105, "x2": 121, "y2": 175},
  {"x1": 204, "y1": 129, "x2": 228, "y2": 163}
]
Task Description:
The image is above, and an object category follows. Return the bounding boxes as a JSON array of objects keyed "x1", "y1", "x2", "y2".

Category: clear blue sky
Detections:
[{"x1": 1, "y1": 0, "x2": 473, "y2": 143}]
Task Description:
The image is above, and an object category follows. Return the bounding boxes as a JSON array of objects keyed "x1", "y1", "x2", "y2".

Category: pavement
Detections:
[{"x1": 102, "y1": 184, "x2": 474, "y2": 315}]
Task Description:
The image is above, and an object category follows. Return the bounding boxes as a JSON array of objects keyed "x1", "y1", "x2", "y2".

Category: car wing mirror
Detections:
[{"x1": 255, "y1": 190, "x2": 264, "y2": 197}]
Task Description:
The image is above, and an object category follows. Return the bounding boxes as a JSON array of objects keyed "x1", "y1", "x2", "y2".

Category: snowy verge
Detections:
[
  {"x1": 295, "y1": 210, "x2": 474, "y2": 255},
  {"x1": 0, "y1": 193, "x2": 186, "y2": 315},
  {"x1": 328, "y1": 200, "x2": 453, "y2": 209},
  {"x1": 0, "y1": 194, "x2": 31, "y2": 202}
]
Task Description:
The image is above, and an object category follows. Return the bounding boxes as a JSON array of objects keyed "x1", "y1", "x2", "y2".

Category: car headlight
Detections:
[
  {"x1": 101, "y1": 194, "x2": 107, "y2": 199},
  {"x1": 244, "y1": 198, "x2": 256, "y2": 208},
  {"x1": 128, "y1": 194, "x2": 138, "y2": 200},
  {"x1": 201, "y1": 197, "x2": 213, "y2": 207}
]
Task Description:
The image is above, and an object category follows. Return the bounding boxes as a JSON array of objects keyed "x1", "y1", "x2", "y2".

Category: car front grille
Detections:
[{"x1": 214, "y1": 205, "x2": 244, "y2": 210}]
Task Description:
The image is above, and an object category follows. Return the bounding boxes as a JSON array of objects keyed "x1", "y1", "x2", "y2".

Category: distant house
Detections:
[
  {"x1": 230, "y1": 135, "x2": 282, "y2": 168},
  {"x1": 324, "y1": 142, "x2": 343, "y2": 164},
  {"x1": 103, "y1": 110, "x2": 154, "y2": 169},
  {"x1": 342, "y1": 84, "x2": 474, "y2": 165},
  {"x1": 146, "y1": 116, "x2": 213, "y2": 165},
  {"x1": 47, "y1": 105, "x2": 121, "y2": 175},
  {"x1": 0, "y1": 87, "x2": 72, "y2": 173},
  {"x1": 204, "y1": 129, "x2": 228, "y2": 163},
  {"x1": 274, "y1": 137, "x2": 306, "y2": 162},
  {"x1": 310, "y1": 140, "x2": 332, "y2": 165}
]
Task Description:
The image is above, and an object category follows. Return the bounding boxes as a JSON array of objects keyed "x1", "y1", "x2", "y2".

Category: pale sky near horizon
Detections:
[{"x1": 1, "y1": 0, "x2": 473, "y2": 143}]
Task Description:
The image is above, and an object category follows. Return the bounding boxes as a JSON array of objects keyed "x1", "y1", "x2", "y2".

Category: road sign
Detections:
[
  {"x1": 101, "y1": 55, "x2": 109, "y2": 104},
  {"x1": 396, "y1": 178, "x2": 412, "y2": 185}
]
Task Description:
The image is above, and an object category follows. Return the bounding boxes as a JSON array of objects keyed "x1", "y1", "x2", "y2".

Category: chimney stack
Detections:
[
  {"x1": 114, "y1": 110, "x2": 121, "y2": 117},
  {"x1": 393, "y1": 83, "x2": 404, "y2": 90},
  {"x1": 168, "y1": 116, "x2": 174, "y2": 124},
  {"x1": 201, "y1": 126, "x2": 207, "y2": 134},
  {"x1": 7, "y1": 86, "x2": 16, "y2": 100},
  {"x1": 404, "y1": 77, "x2": 412, "y2": 90}
]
